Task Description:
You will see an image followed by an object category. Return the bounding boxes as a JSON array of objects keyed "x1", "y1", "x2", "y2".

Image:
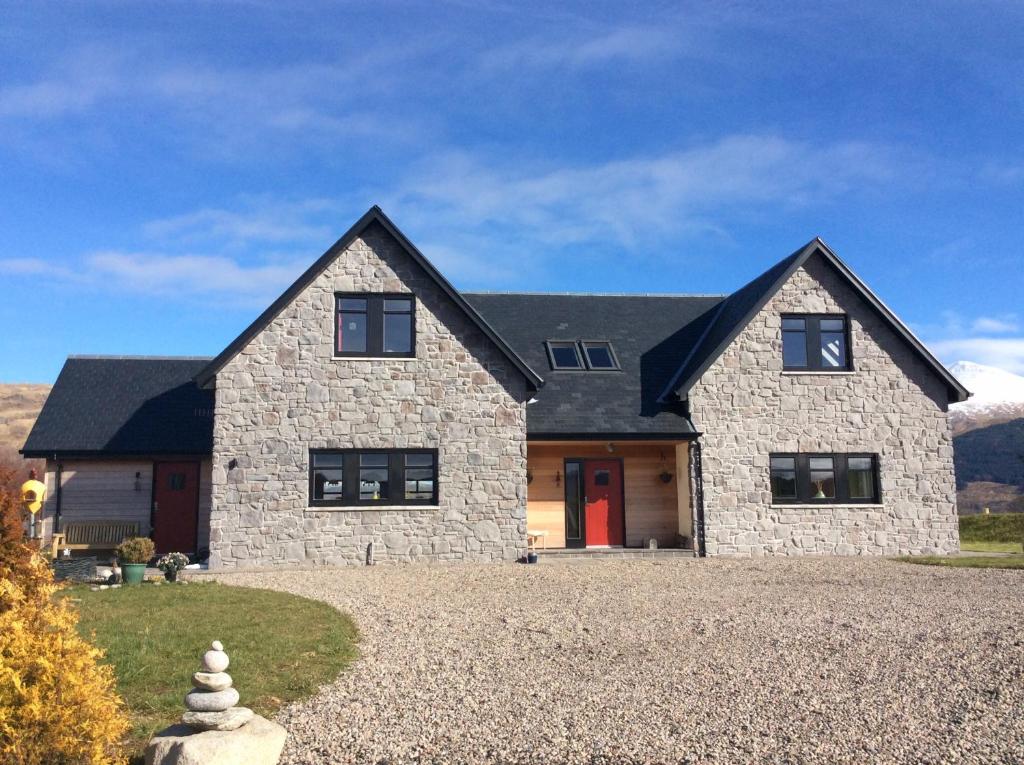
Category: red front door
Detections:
[
  {"x1": 152, "y1": 462, "x2": 200, "y2": 554},
  {"x1": 583, "y1": 460, "x2": 624, "y2": 546}
]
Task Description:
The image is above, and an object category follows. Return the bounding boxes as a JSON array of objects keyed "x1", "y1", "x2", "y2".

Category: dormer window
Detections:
[
  {"x1": 545, "y1": 340, "x2": 620, "y2": 371},
  {"x1": 336, "y1": 294, "x2": 415, "y2": 358},
  {"x1": 782, "y1": 315, "x2": 850, "y2": 371}
]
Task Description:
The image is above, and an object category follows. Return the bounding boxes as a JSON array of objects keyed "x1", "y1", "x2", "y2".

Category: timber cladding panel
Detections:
[
  {"x1": 210, "y1": 221, "x2": 530, "y2": 568},
  {"x1": 42, "y1": 460, "x2": 154, "y2": 540},
  {"x1": 688, "y1": 253, "x2": 959, "y2": 556},
  {"x1": 526, "y1": 443, "x2": 682, "y2": 548}
]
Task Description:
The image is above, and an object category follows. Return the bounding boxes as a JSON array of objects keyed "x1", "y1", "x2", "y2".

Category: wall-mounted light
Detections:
[
  {"x1": 228, "y1": 458, "x2": 238, "y2": 471},
  {"x1": 526, "y1": 470, "x2": 534, "y2": 485},
  {"x1": 658, "y1": 450, "x2": 672, "y2": 483},
  {"x1": 554, "y1": 470, "x2": 561, "y2": 487},
  {"x1": 134, "y1": 472, "x2": 142, "y2": 492}
]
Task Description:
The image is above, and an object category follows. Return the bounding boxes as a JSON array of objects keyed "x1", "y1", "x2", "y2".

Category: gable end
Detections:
[
  {"x1": 195, "y1": 206, "x2": 542, "y2": 390},
  {"x1": 659, "y1": 239, "x2": 969, "y2": 404}
]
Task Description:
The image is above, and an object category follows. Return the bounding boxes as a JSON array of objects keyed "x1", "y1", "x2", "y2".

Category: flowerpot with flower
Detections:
[{"x1": 157, "y1": 552, "x2": 190, "y2": 582}]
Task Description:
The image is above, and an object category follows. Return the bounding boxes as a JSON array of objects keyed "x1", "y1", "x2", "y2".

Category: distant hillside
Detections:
[
  {"x1": 957, "y1": 481, "x2": 1024, "y2": 515},
  {"x1": 0, "y1": 383, "x2": 51, "y2": 463},
  {"x1": 954, "y1": 417, "x2": 1024, "y2": 490}
]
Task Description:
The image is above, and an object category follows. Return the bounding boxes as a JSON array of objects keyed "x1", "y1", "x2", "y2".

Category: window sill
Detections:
[
  {"x1": 306, "y1": 505, "x2": 440, "y2": 512},
  {"x1": 770, "y1": 503, "x2": 883, "y2": 509},
  {"x1": 333, "y1": 357, "x2": 417, "y2": 361},
  {"x1": 781, "y1": 370, "x2": 856, "y2": 375}
]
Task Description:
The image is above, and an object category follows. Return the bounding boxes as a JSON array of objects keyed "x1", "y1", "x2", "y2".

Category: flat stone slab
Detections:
[
  {"x1": 185, "y1": 687, "x2": 239, "y2": 712},
  {"x1": 192, "y1": 671, "x2": 232, "y2": 691},
  {"x1": 145, "y1": 714, "x2": 286, "y2": 765},
  {"x1": 182, "y1": 706, "x2": 254, "y2": 732}
]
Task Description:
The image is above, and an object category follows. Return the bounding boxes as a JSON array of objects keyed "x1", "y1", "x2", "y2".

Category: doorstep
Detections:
[{"x1": 537, "y1": 547, "x2": 698, "y2": 561}]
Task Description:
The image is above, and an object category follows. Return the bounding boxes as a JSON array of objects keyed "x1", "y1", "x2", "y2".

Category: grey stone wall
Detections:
[
  {"x1": 688, "y1": 253, "x2": 959, "y2": 556},
  {"x1": 209, "y1": 221, "x2": 529, "y2": 568}
]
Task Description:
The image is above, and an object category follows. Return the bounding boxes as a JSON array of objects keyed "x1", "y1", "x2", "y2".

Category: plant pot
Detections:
[
  {"x1": 164, "y1": 569, "x2": 178, "y2": 582},
  {"x1": 121, "y1": 562, "x2": 146, "y2": 585},
  {"x1": 526, "y1": 551, "x2": 539, "y2": 564}
]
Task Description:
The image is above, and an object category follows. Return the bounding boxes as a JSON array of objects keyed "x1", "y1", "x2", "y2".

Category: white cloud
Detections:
[
  {"x1": 0, "y1": 250, "x2": 305, "y2": 303},
  {"x1": 918, "y1": 311, "x2": 1024, "y2": 375},
  {"x1": 0, "y1": 48, "x2": 125, "y2": 118},
  {"x1": 386, "y1": 135, "x2": 902, "y2": 254},
  {"x1": 0, "y1": 45, "x2": 423, "y2": 158},
  {"x1": 482, "y1": 25, "x2": 691, "y2": 71},
  {"x1": 142, "y1": 198, "x2": 343, "y2": 248},
  {"x1": 84, "y1": 251, "x2": 303, "y2": 297},
  {"x1": 971, "y1": 316, "x2": 1020, "y2": 334},
  {"x1": 0, "y1": 132, "x2": 930, "y2": 300}
]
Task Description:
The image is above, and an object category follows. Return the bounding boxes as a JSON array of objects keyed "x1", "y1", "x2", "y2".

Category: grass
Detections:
[
  {"x1": 960, "y1": 540, "x2": 1024, "y2": 553},
  {"x1": 899, "y1": 555, "x2": 1024, "y2": 570},
  {"x1": 959, "y1": 512, "x2": 1024, "y2": 545},
  {"x1": 60, "y1": 581, "x2": 358, "y2": 760}
]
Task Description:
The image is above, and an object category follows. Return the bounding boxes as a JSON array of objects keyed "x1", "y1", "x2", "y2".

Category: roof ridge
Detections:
[
  {"x1": 464, "y1": 291, "x2": 729, "y2": 298},
  {"x1": 68, "y1": 355, "x2": 215, "y2": 361}
]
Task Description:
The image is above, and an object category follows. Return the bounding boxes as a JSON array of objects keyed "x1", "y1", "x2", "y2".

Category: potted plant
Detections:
[
  {"x1": 157, "y1": 552, "x2": 190, "y2": 582},
  {"x1": 115, "y1": 537, "x2": 155, "y2": 585}
]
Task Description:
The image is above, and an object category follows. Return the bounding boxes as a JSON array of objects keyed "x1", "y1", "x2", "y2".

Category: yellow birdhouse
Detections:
[{"x1": 20, "y1": 477, "x2": 46, "y2": 515}]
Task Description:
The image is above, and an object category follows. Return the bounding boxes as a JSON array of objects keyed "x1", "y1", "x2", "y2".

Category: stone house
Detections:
[{"x1": 23, "y1": 206, "x2": 969, "y2": 566}]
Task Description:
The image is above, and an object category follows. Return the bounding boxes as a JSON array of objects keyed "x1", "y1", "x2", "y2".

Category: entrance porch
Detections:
[{"x1": 526, "y1": 441, "x2": 697, "y2": 551}]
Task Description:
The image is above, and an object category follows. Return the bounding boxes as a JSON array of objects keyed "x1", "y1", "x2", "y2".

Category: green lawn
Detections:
[
  {"x1": 960, "y1": 540, "x2": 1024, "y2": 553},
  {"x1": 60, "y1": 581, "x2": 358, "y2": 759},
  {"x1": 959, "y1": 513, "x2": 1024, "y2": 546},
  {"x1": 899, "y1": 555, "x2": 1024, "y2": 570}
]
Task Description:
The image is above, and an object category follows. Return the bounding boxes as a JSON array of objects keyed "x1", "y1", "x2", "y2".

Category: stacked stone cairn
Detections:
[{"x1": 182, "y1": 640, "x2": 254, "y2": 731}]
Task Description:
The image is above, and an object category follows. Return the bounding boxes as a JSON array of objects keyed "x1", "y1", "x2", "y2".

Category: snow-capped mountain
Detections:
[{"x1": 949, "y1": 360, "x2": 1024, "y2": 434}]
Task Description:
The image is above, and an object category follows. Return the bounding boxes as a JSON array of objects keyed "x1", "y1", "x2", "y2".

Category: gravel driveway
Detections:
[{"x1": 220, "y1": 558, "x2": 1023, "y2": 764}]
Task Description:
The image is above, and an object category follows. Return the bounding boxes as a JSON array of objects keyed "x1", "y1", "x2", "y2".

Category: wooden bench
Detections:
[{"x1": 50, "y1": 521, "x2": 140, "y2": 559}]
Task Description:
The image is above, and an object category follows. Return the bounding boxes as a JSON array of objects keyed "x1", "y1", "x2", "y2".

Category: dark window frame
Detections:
[
  {"x1": 770, "y1": 452, "x2": 880, "y2": 505},
  {"x1": 335, "y1": 293, "x2": 416, "y2": 358},
  {"x1": 579, "y1": 340, "x2": 621, "y2": 371},
  {"x1": 781, "y1": 313, "x2": 852, "y2": 371},
  {"x1": 309, "y1": 448, "x2": 438, "y2": 507},
  {"x1": 545, "y1": 340, "x2": 584, "y2": 370},
  {"x1": 545, "y1": 340, "x2": 621, "y2": 372}
]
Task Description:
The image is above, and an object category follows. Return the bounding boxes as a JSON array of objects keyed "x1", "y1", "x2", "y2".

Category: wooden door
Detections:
[
  {"x1": 583, "y1": 459, "x2": 624, "y2": 546},
  {"x1": 152, "y1": 462, "x2": 200, "y2": 554}
]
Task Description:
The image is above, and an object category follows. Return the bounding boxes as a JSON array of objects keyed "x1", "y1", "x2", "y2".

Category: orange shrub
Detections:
[
  {"x1": 0, "y1": 550, "x2": 130, "y2": 764},
  {"x1": 0, "y1": 466, "x2": 36, "y2": 594}
]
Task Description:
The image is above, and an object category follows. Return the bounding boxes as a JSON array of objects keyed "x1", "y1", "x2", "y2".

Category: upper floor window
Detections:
[
  {"x1": 545, "y1": 340, "x2": 620, "y2": 371},
  {"x1": 336, "y1": 294, "x2": 415, "y2": 358},
  {"x1": 782, "y1": 314, "x2": 850, "y2": 371},
  {"x1": 770, "y1": 453, "x2": 879, "y2": 504},
  {"x1": 310, "y1": 448, "x2": 437, "y2": 507}
]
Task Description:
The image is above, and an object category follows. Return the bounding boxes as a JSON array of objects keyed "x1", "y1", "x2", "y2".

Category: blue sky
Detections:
[{"x1": 2, "y1": 1, "x2": 1023, "y2": 383}]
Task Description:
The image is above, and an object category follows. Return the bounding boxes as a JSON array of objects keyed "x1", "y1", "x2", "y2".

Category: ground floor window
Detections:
[
  {"x1": 310, "y1": 449, "x2": 438, "y2": 507},
  {"x1": 769, "y1": 453, "x2": 879, "y2": 504}
]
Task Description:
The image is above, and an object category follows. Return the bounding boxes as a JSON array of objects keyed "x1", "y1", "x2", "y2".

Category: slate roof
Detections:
[
  {"x1": 22, "y1": 357, "x2": 214, "y2": 457},
  {"x1": 24, "y1": 232, "x2": 967, "y2": 456},
  {"x1": 466, "y1": 293, "x2": 725, "y2": 438}
]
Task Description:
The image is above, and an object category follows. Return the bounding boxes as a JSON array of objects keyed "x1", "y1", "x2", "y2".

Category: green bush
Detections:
[
  {"x1": 115, "y1": 536, "x2": 155, "y2": 564},
  {"x1": 959, "y1": 513, "x2": 1024, "y2": 543}
]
